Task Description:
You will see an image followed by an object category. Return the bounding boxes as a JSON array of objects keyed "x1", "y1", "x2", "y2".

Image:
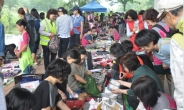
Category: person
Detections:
[
  {"x1": 57, "y1": 7, "x2": 73, "y2": 58},
  {"x1": 6, "y1": 87, "x2": 36, "y2": 110},
  {"x1": 115, "y1": 14, "x2": 124, "y2": 36},
  {"x1": 0, "y1": 72, "x2": 6, "y2": 110},
  {"x1": 121, "y1": 40, "x2": 133, "y2": 52},
  {"x1": 109, "y1": 43, "x2": 126, "y2": 80},
  {"x1": 40, "y1": 12, "x2": 45, "y2": 20},
  {"x1": 125, "y1": 9, "x2": 147, "y2": 51},
  {"x1": 112, "y1": 52, "x2": 163, "y2": 109},
  {"x1": 83, "y1": 23, "x2": 90, "y2": 35},
  {"x1": 0, "y1": 1, "x2": 6, "y2": 109},
  {"x1": 39, "y1": 9, "x2": 57, "y2": 70},
  {"x1": 68, "y1": 46, "x2": 92, "y2": 100},
  {"x1": 30, "y1": 8, "x2": 41, "y2": 66},
  {"x1": 100, "y1": 13, "x2": 104, "y2": 22},
  {"x1": 108, "y1": 26, "x2": 120, "y2": 43},
  {"x1": 82, "y1": 29, "x2": 96, "y2": 49},
  {"x1": 135, "y1": 29, "x2": 170, "y2": 67},
  {"x1": 0, "y1": 19, "x2": 5, "y2": 67},
  {"x1": 95, "y1": 13, "x2": 99, "y2": 21},
  {"x1": 18, "y1": 7, "x2": 36, "y2": 56},
  {"x1": 70, "y1": 6, "x2": 84, "y2": 45},
  {"x1": 131, "y1": 76, "x2": 176, "y2": 110},
  {"x1": 14, "y1": 19, "x2": 33, "y2": 74},
  {"x1": 157, "y1": 0, "x2": 184, "y2": 109},
  {"x1": 33, "y1": 59, "x2": 71, "y2": 110},
  {"x1": 143, "y1": 8, "x2": 173, "y2": 95},
  {"x1": 43, "y1": 49, "x2": 80, "y2": 110}
]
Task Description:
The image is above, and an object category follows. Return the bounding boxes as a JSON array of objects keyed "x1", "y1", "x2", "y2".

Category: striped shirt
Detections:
[{"x1": 56, "y1": 14, "x2": 73, "y2": 38}]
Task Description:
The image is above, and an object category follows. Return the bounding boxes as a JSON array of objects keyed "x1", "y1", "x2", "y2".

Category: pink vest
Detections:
[{"x1": 82, "y1": 35, "x2": 90, "y2": 46}]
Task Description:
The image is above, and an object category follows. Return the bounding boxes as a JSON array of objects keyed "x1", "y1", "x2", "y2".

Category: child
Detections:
[
  {"x1": 14, "y1": 19, "x2": 33, "y2": 74},
  {"x1": 108, "y1": 26, "x2": 120, "y2": 43},
  {"x1": 82, "y1": 29, "x2": 96, "y2": 49}
]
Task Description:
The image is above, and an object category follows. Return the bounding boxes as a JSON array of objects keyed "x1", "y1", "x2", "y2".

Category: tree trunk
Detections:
[{"x1": 123, "y1": 4, "x2": 126, "y2": 11}]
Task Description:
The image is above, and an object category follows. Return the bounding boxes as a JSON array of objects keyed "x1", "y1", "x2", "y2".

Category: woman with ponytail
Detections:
[{"x1": 70, "y1": 6, "x2": 84, "y2": 45}]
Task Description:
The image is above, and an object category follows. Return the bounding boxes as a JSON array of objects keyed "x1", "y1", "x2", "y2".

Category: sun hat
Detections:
[{"x1": 157, "y1": 0, "x2": 183, "y2": 18}]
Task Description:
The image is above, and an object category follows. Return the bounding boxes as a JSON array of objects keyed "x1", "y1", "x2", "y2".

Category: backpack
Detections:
[
  {"x1": 152, "y1": 24, "x2": 177, "y2": 38},
  {"x1": 48, "y1": 35, "x2": 60, "y2": 53}
]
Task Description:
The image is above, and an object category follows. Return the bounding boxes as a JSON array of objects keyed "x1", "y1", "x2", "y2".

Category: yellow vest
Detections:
[{"x1": 40, "y1": 18, "x2": 56, "y2": 46}]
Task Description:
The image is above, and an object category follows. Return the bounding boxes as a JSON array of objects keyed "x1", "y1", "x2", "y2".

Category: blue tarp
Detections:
[{"x1": 80, "y1": 0, "x2": 107, "y2": 12}]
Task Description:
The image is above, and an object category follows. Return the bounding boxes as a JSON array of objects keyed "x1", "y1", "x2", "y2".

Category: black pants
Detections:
[
  {"x1": 42, "y1": 45, "x2": 56, "y2": 70},
  {"x1": 127, "y1": 95, "x2": 139, "y2": 110},
  {"x1": 58, "y1": 38, "x2": 69, "y2": 58},
  {"x1": 70, "y1": 34, "x2": 80, "y2": 45}
]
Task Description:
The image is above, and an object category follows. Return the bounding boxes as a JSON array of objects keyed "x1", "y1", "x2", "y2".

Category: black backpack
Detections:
[{"x1": 152, "y1": 24, "x2": 178, "y2": 38}]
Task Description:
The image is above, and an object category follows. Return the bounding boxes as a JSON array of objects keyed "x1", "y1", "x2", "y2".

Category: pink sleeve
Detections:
[{"x1": 23, "y1": 32, "x2": 29, "y2": 45}]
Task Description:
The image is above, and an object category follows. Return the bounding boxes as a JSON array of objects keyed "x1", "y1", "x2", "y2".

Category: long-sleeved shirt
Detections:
[
  {"x1": 126, "y1": 20, "x2": 148, "y2": 37},
  {"x1": 39, "y1": 18, "x2": 52, "y2": 37},
  {"x1": 0, "y1": 22, "x2": 5, "y2": 56},
  {"x1": 127, "y1": 65, "x2": 163, "y2": 96},
  {"x1": 56, "y1": 14, "x2": 73, "y2": 38}
]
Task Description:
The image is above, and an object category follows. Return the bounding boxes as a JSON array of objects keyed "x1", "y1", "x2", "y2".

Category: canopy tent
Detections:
[{"x1": 80, "y1": 0, "x2": 107, "y2": 12}]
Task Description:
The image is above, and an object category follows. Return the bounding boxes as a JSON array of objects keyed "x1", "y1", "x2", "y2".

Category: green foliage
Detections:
[{"x1": 117, "y1": 0, "x2": 154, "y2": 12}]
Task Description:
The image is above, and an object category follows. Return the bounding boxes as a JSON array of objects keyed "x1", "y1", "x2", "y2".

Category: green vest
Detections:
[
  {"x1": 19, "y1": 47, "x2": 33, "y2": 72},
  {"x1": 40, "y1": 18, "x2": 56, "y2": 46}
]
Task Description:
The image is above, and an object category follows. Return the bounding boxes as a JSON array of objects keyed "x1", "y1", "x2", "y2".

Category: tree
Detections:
[{"x1": 109, "y1": 0, "x2": 140, "y2": 11}]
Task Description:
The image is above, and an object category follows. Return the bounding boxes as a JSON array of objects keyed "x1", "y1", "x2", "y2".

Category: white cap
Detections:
[{"x1": 157, "y1": 0, "x2": 183, "y2": 18}]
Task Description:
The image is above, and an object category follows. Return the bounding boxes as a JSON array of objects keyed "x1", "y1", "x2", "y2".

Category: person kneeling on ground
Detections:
[
  {"x1": 82, "y1": 29, "x2": 96, "y2": 49},
  {"x1": 32, "y1": 59, "x2": 71, "y2": 110},
  {"x1": 68, "y1": 46, "x2": 102, "y2": 100}
]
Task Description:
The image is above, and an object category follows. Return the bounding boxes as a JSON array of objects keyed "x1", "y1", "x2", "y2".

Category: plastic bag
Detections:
[{"x1": 79, "y1": 75, "x2": 101, "y2": 97}]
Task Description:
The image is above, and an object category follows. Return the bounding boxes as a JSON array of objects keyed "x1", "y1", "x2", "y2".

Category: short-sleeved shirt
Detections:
[
  {"x1": 72, "y1": 14, "x2": 84, "y2": 34},
  {"x1": 68, "y1": 63, "x2": 87, "y2": 91},
  {"x1": 18, "y1": 32, "x2": 29, "y2": 50},
  {"x1": 127, "y1": 65, "x2": 163, "y2": 96},
  {"x1": 32, "y1": 81, "x2": 60, "y2": 110}
]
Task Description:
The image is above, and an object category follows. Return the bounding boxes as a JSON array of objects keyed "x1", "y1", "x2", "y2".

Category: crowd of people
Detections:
[{"x1": 0, "y1": 0, "x2": 183, "y2": 109}]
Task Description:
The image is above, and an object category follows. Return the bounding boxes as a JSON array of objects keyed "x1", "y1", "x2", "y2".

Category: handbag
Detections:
[
  {"x1": 70, "y1": 29, "x2": 74, "y2": 36},
  {"x1": 66, "y1": 100, "x2": 84, "y2": 110}
]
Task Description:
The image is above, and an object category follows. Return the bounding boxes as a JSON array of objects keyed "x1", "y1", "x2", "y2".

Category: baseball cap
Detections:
[
  {"x1": 72, "y1": 6, "x2": 79, "y2": 11},
  {"x1": 58, "y1": 7, "x2": 65, "y2": 12},
  {"x1": 157, "y1": 0, "x2": 183, "y2": 18}
]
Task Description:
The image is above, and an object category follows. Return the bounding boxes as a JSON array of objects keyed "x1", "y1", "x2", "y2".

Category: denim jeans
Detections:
[
  {"x1": 42, "y1": 45, "x2": 57, "y2": 70},
  {"x1": 23, "y1": 65, "x2": 33, "y2": 74},
  {"x1": 70, "y1": 34, "x2": 80, "y2": 45},
  {"x1": 66, "y1": 88, "x2": 85, "y2": 100},
  {"x1": 58, "y1": 38, "x2": 69, "y2": 58}
]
